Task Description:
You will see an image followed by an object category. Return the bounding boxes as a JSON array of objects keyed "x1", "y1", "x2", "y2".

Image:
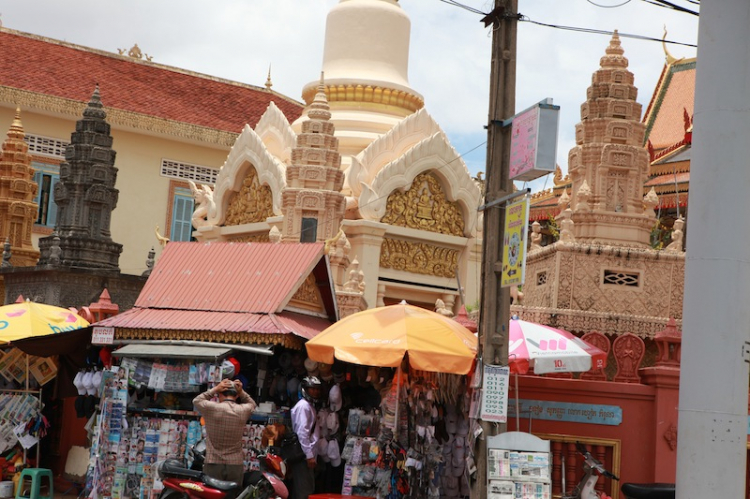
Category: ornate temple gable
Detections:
[
  {"x1": 254, "y1": 102, "x2": 297, "y2": 165},
  {"x1": 358, "y1": 132, "x2": 481, "y2": 236},
  {"x1": 520, "y1": 242, "x2": 684, "y2": 328},
  {"x1": 346, "y1": 108, "x2": 443, "y2": 196},
  {"x1": 380, "y1": 171, "x2": 465, "y2": 237},
  {"x1": 379, "y1": 237, "x2": 459, "y2": 278},
  {"x1": 287, "y1": 272, "x2": 325, "y2": 315},
  {"x1": 223, "y1": 167, "x2": 276, "y2": 226},
  {"x1": 0, "y1": 109, "x2": 40, "y2": 266},
  {"x1": 209, "y1": 124, "x2": 286, "y2": 226}
]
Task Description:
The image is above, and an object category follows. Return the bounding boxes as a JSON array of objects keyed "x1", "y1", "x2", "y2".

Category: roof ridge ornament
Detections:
[
  {"x1": 661, "y1": 26, "x2": 683, "y2": 66},
  {"x1": 117, "y1": 43, "x2": 153, "y2": 62}
]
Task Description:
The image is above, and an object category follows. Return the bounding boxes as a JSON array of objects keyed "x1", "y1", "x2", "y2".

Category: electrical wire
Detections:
[
  {"x1": 436, "y1": 0, "x2": 487, "y2": 15},
  {"x1": 587, "y1": 0, "x2": 633, "y2": 8},
  {"x1": 641, "y1": 0, "x2": 698, "y2": 16},
  {"x1": 519, "y1": 16, "x2": 697, "y2": 48}
]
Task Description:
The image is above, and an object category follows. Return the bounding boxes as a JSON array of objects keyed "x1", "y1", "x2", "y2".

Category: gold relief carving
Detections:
[
  {"x1": 114, "y1": 328, "x2": 303, "y2": 350},
  {"x1": 290, "y1": 273, "x2": 322, "y2": 308},
  {"x1": 224, "y1": 167, "x2": 275, "y2": 226},
  {"x1": 381, "y1": 172, "x2": 465, "y2": 236},
  {"x1": 226, "y1": 233, "x2": 270, "y2": 243},
  {"x1": 379, "y1": 237, "x2": 459, "y2": 278}
]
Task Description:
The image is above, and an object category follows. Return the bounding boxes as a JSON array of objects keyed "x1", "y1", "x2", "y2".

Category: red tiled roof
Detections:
[
  {"x1": 0, "y1": 28, "x2": 303, "y2": 132},
  {"x1": 136, "y1": 242, "x2": 329, "y2": 314},
  {"x1": 643, "y1": 60, "x2": 696, "y2": 151},
  {"x1": 645, "y1": 172, "x2": 690, "y2": 187},
  {"x1": 97, "y1": 308, "x2": 331, "y2": 341}
]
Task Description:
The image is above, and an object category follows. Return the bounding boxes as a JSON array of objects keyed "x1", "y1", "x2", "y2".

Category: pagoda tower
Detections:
[
  {"x1": 567, "y1": 31, "x2": 655, "y2": 247},
  {"x1": 38, "y1": 86, "x2": 123, "y2": 268},
  {"x1": 0, "y1": 109, "x2": 40, "y2": 266},
  {"x1": 294, "y1": 0, "x2": 424, "y2": 171},
  {"x1": 282, "y1": 75, "x2": 346, "y2": 242}
]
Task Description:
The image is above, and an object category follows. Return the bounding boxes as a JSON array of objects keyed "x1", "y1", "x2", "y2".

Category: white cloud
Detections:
[{"x1": 2, "y1": 0, "x2": 698, "y2": 181}]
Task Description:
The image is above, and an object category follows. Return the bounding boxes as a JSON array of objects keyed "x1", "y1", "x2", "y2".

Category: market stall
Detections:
[
  {"x1": 306, "y1": 302, "x2": 479, "y2": 499},
  {"x1": 0, "y1": 300, "x2": 90, "y2": 476}
]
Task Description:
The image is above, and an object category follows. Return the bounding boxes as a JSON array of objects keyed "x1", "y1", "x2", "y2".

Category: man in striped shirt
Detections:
[{"x1": 193, "y1": 378, "x2": 257, "y2": 485}]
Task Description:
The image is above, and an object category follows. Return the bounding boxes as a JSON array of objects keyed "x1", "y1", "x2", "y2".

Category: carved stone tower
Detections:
[
  {"x1": 567, "y1": 32, "x2": 655, "y2": 247},
  {"x1": 0, "y1": 109, "x2": 40, "y2": 266},
  {"x1": 282, "y1": 75, "x2": 346, "y2": 242},
  {"x1": 38, "y1": 86, "x2": 123, "y2": 268}
]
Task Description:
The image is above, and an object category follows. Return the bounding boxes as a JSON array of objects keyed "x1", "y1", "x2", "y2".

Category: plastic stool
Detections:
[{"x1": 15, "y1": 469, "x2": 53, "y2": 499}]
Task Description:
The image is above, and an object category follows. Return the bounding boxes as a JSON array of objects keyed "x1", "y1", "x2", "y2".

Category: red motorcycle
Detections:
[{"x1": 157, "y1": 440, "x2": 288, "y2": 499}]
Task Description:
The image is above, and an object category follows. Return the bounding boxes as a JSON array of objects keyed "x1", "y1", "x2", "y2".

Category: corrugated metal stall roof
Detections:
[{"x1": 136, "y1": 242, "x2": 325, "y2": 314}]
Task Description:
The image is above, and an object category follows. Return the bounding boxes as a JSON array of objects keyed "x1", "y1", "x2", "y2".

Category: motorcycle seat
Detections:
[
  {"x1": 202, "y1": 476, "x2": 238, "y2": 491},
  {"x1": 160, "y1": 459, "x2": 202, "y2": 480},
  {"x1": 621, "y1": 483, "x2": 675, "y2": 499}
]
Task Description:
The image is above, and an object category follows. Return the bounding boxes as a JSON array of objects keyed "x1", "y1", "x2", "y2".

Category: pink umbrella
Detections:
[
  {"x1": 508, "y1": 318, "x2": 608, "y2": 431},
  {"x1": 508, "y1": 318, "x2": 607, "y2": 375}
]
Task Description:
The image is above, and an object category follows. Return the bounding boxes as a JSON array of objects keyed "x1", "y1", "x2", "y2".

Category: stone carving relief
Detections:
[
  {"x1": 343, "y1": 258, "x2": 366, "y2": 293},
  {"x1": 530, "y1": 221, "x2": 542, "y2": 251},
  {"x1": 290, "y1": 273, "x2": 322, "y2": 308},
  {"x1": 613, "y1": 333, "x2": 645, "y2": 383},
  {"x1": 643, "y1": 187, "x2": 659, "y2": 215},
  {"x1": 379, "y1": 237, "x2": 459, "y2": 278},
  {"x1": 209, "y1": 124, "x2": 286, "y2": 226},
  {"x1": 347, "y1": 108, "x2": 443, "y2": 196},
  {"x1": 380, "y1": 171, "x2": 465, "y2": 236},
  {"x1": 188, "y1": 180, "x2": 216, "y2": 229},
  {"x1": 225, "y1": 233, "x2": 270, "y2": 243},
  {"x1": 358, "y1": 133, "x2": 480, "y2": 236},
  {"x1": 664, "y1": 217, "x2": 685, "y2": 253},
  {"x1": 580, "y1": 331, "x2": 611, "y2": 381},
  {"x1": 223, "y1": 167, "x2": 275, "y2": 226},
  {"x1": 663, "y1": 423, "x2": 678, "y2": 451},
  {"x1": 254, "y1": 101, "x2": 297, "y2": 164}
]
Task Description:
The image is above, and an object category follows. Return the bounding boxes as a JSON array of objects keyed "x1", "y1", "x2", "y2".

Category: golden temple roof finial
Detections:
[
  {"x1": 12, "y1": 107, "x2": 22, "y2": 129},
  {"x1": 265, "y1": 65, "x2": 273, "y2": 90},
  {"x1": 662, "y1": 26, "x2": 681, "y2": 66}
]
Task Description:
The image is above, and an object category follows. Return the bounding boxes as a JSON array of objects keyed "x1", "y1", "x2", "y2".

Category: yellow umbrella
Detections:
[
  {"x1": 306, "y1": 302, "x2": 477, "y2": 375},
  {"x1": 0, "y1": 301, "x2": 90, "y2": 343}
]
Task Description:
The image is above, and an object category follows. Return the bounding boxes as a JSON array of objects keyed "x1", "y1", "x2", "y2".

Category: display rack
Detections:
[{"x1": 486, "y1": 431, "x2": 551, "y2": 499}]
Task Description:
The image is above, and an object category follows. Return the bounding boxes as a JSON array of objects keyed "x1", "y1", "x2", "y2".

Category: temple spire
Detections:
[
  {"x1": 0, "y1": 109, "x2": 40, "y2": 266},
  {"x1": 38, "y1": 86, "x2": 123, "y2": 269},
  {"x1": 566, "y1": 34, "x2": 655, "y2": 247},
  {"x1": 281, "y1": 72, "x2": 346, "y2": 242}
]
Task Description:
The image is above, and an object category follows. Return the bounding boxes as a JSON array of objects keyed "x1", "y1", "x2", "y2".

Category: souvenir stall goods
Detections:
[
  {"x1": 0, "y1": 347, "x2": 57, "y2": 467},
  {"x1": 83, "y1": 346, "x2": 303, "y2": 499},
  {"x1": 306, "y1": 303, "x2": 478, "y2": 499}
]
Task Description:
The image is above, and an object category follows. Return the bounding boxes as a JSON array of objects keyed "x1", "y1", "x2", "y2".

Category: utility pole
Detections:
[
  {"x1": 676, "y1": 1, "x2": 750, "y2": 497},
  {"x1": 473, "y1": 1, "x2": 518, "y2": 498}
]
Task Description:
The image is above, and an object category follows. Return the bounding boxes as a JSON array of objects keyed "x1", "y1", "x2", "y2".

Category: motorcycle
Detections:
[
  {"x1": 156, "y1": 439, "x2": 289, "y2": 499},
  {"x1": 563, "y1": 442, "x2": 619, "y2": 499},
  {"x1": 563, "y1": 442, "x2": 675, "y2": 499}
]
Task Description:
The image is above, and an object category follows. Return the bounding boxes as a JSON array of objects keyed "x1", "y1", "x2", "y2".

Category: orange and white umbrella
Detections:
[
  {"x1": 0, "y1": 301, "x2": 89, "y2": 343},
  {"x1": 306, "y1": 302, "x2": 477, "y2": 374}
]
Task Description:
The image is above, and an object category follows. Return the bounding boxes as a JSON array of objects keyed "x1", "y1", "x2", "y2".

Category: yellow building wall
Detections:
[{"x1": 0, "y1": 106, "x2": 231, "y2": 274}]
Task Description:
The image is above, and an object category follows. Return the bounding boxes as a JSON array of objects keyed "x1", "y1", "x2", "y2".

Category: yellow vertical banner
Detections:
[{"x1": 501, "y1": 197, "x2": 529, "y2": 287}]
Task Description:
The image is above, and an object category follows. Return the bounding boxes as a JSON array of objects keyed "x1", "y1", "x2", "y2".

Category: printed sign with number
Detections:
[{"x1": 481, "y1": 365, "x2": 510, "y2": 423}]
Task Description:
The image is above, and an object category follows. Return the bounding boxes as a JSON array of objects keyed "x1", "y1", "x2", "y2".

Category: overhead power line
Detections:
[{"x1": 519, "y1": 16, "x2": 697, "y2": 48}]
